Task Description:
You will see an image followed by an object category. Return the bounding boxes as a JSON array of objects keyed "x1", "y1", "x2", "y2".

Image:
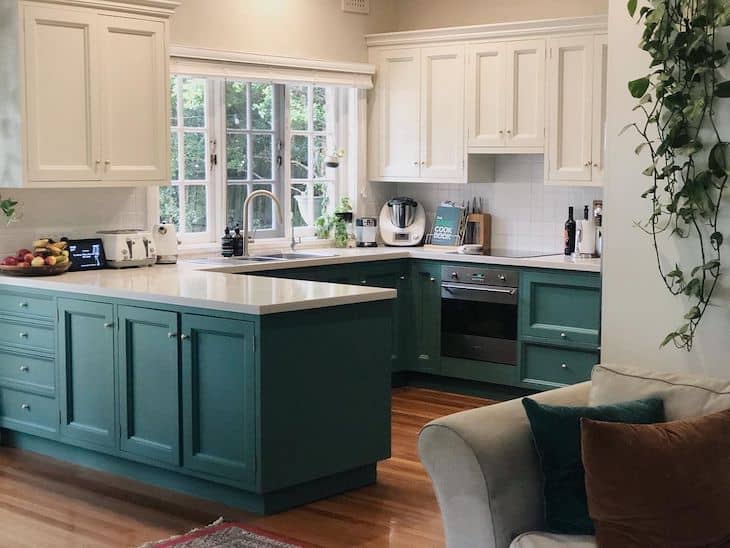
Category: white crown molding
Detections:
[
  {"x1": 365, "y1": 15, "x2": 608, "y2": 47},
  {"x1": 170, "y1": 45, "x2": 376, "y2": 76},
  {"x1": 26, "y1": 0, "x2": 181, "y2": 17}
]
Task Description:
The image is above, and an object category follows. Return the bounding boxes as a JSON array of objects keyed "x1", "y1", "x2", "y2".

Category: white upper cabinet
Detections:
[
  {"x1": 23, "y1": 5, "x2": 101, "y2": 182},
  {"x1": 546, "y1": 34, "x2": 607, "y2": 186},
  {"x1": 16, "y1": 0, "x2": 175, "y2": 188},
  {"x1": 370, "y1": 44, "x2": 470, "y2": 183},
  {"x1": 467, "y1": 39, "x2": 545, "y2": 153},
  {"x1": 420, "y1": 45, "x2": 465, "y2": 180},
  {"x1": 100, "y1": 16, "x2": 167, "y2": 182}
]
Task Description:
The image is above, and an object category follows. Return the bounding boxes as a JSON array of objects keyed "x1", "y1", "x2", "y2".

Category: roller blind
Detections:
[{"x1": 170, "y1": 46, "x2": 375, "y2": 89}]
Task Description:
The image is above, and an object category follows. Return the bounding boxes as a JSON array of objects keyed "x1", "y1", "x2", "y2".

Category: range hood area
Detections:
[{"x1": 0, "y1": 0, "x2": 21, "y2": 187}]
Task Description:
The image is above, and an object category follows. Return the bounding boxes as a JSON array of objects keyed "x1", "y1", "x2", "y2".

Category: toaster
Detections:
[{"x1": 97, "y1": 229, "x2": 156, "y2": 268}]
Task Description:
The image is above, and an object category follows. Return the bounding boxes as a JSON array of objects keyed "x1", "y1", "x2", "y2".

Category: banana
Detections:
[{"x1": 32, "y1": 239, "x2": 49, "y2": 248}]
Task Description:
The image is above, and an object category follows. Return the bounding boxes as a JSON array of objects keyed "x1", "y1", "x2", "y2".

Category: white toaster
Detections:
[{"x1": 98, "y1": 229, "x2": 156, "y2": 268}]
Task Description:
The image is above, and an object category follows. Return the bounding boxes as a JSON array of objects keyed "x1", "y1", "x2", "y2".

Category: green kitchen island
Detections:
[{"x1": 0, "y1": 266, "x2": 395, "y2": 514}]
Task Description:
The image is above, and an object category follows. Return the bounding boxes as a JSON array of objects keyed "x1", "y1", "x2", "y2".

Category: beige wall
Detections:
[
  {"x1": 392, "y1": 0, "x2": 608, "y2": 31},
  {"x1": 601, "y1": 0, "x2": 730, "y2": 378},
  {"x1": 170, "y1": 0, "x2": 396, "y2": 63}
]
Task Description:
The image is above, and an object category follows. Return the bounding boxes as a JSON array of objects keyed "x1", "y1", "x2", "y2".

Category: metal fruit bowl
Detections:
[{"x1": 0, "y1": 262, "x2": 71, "y2": 277}]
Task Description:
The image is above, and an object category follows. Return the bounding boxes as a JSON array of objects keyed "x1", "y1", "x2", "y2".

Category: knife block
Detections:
[{"x1": 465, "y1": 213, "x2": 492, "y2": 251}]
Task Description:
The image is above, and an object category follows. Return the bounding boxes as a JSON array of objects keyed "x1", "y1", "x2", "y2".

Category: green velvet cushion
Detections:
[{"x1": 521, "y1": 396, "x2": 665, "y2": 535}]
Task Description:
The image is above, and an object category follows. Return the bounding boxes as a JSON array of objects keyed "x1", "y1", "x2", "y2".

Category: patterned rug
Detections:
[{"x1": 140, "y1": 519, "x2": 304, "y2": 548}]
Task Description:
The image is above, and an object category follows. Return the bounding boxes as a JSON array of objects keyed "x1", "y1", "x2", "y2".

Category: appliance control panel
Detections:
[{"x1": 442, "y1": 266, "x2": 518, "y2": 288}]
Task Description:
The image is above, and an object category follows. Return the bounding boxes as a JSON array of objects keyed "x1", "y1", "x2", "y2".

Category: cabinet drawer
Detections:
[
  {"x1": 520, "y1": 271, "x2": 601, "y2": 345},
  {"x1": 0, "y1": 317, "x2": 55, "y2": 352},
  {"x1": 0, "y1": 348, "x2": 55, "y2": 395},
  {"x1": 0, "y1": 387, "x2": 58, "y2": 437},
  {"x1": 0, "y1": 291, "x2": 55, "y2": 319},
  {"x1": 522, "y1": 343, "x2": 598, "y2": 387}
]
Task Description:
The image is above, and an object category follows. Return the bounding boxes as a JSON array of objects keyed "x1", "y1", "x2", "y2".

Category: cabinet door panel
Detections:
[
  {"x1": 100, "y1": 16, "x2": 167, "y2": 181},
  {"x1": 58, "y1": 299, "x2": 116, "y2": 449},
  {"x1": 411, "y1": 263, "x2": 441, "y2": 373},
  {"x1": 182, "y1": 315, "x2": 256, "y2": 485},
  {"x1": 505, "y1": 39, "x2": 545, "y2": 148},
  {"x1": 118, "y1": 306, "x2": 180, "y2": 465},
  {"x1": 547, "y1": 36, "x2": 594, "y2": 182},
  {"x1": 467, "y1": 42, "x2": 506, "y2": 148},
  {"x1": 522, "y1": 342, "x2": 598, "y2": 388},
  {"x1": 23, "y1": 5, "x2": 100, "y2": 182},
  {"x1": 591, "y1": 34, "x2": 608, "y2": 186},
  {"x1": 377, "y1": 48, "x2": 421, "y2": 178},
  {"x1": 420, "y1": 45, "x2": 465, "y2": 180}
]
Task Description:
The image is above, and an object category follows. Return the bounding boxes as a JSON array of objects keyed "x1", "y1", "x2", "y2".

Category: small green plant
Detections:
[
  {"x1": 0, "y1": 195, "x2": 19, "y2": 225},
  {"x1": 314, "y1": 196, "x2": 352, "y2": 241},
  {"x1": 625, "y1": 0, "x2": 730, "y2": 350}
]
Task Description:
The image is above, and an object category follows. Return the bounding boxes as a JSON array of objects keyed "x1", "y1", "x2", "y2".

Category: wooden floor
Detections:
[{"x1": 0, "y1": 388, "x2": 493, "y2": 547}]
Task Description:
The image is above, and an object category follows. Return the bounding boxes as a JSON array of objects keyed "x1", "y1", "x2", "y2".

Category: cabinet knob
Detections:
[
  {"x1": 584, "y1": 161, "x2": 592, "y2": 167},
  {"x1": 593, "y1": 162, "x2": 599, "y2": 168},
  {"x1": 103, "y1": 322, "x2": 114, "y2": 329},
  {"x1": 498, "y1": 274, "x2": 506, "y2": 281},
  {"x1": 167, "y1": 332, "x2": 178, "y2": 339},
  {"x1": 418, "y1": 354, "x2": 430, "y2": 360},
  {"x1": 361, "y1": 280, "x2": 367, "y2": 285},
  {"x1": 18, "y1": 302, "x2": 28, "y2": 309},
  {"x1": 498, "y1": 130, "x2": 504, "y2": 134},
  {"x1": 561, "y1": 363, "x2": 568, "y2": 369},
  {"x1": 19, "y1": 365, "x2": 29, "y2": 373},
  {"x1": 451, "y1": 272, "x2": 458, "y2": 279},
  {"x1": 399, "y1": 275, "x2": 406, "y2": 280},
  {"x1": 18, "y1": 332, "x2": 28, "y2": 339},
  {"x1": 180, "y1": 334, "x2": 190, "y2": 340},
  {"x1": 21, "y1": 403, "x2": 30, "y2": 411},
  {"x1": 412, "y1": 160, "x2": 419, "y2": 166},
  {"x1": 104, "y1": 160, "x2": 111, "y2": 165},
  {"x1": 506, "y1": 129, "x2": 512, "y2": 134},
  {"x1": 560, "y1": 332, "x2": 567, "y2": 339},
  {"x1": 420, "y1": 161, "x2": 425, "y2": 166},
  {"x1": 429, "y1": 277, "x2": 436, "y2": 282}
]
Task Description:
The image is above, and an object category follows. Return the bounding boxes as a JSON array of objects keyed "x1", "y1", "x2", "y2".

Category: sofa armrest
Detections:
[{"x1": 418, "y1": 382, "x2": 591, "y2": 548}]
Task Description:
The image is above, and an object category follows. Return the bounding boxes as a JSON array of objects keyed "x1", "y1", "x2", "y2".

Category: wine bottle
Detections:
[{"x1": 564, "y1": 207, "x2": 576, "y2": 255}]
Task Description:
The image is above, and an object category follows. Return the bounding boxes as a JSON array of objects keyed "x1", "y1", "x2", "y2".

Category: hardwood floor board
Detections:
[{"x1": 0, "y1": 388, "x2": 494, "y2": 547}]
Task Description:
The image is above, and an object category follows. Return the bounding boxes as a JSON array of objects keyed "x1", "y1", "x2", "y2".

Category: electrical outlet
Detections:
[{"x1": 342, "y1": 0, "x2": 369, "y2": 15}]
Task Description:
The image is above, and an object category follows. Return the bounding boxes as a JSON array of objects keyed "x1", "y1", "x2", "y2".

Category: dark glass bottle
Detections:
[
  {"x1": 583, "y1": 205, "x2": 590, "y2": 221},
  {"x1": 221, "y1": 227, "x2": 234, "y2": 257},
  {"x1": 564, "y1": 206, "x2": 576, "y2": 255},
  {"x1": 232, "y1": 224, "x2": 244, "y2": 257}
]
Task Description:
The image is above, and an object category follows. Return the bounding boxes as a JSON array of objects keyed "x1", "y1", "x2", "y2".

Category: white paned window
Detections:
[{"x1": 160, "y1": 77, "x2": 340, "y2": 245}]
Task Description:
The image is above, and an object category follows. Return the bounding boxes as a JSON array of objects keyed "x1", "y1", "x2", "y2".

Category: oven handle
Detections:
[{"x1": 441, "y1": 282, "x2": 517, "y2": 296}]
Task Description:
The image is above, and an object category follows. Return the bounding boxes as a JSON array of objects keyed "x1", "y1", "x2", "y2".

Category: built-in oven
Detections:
[{"x1": 440, "y1": 266, "x2": 519, "y2": 366}]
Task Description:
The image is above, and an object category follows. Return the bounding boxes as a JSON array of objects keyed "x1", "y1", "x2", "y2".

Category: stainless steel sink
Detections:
[
  {"x1": 231, "y1": 256, "x2": 283, "y2": 262},
  {"x1": 258, "y1": 252, "x2": 337, "y2": 260}
]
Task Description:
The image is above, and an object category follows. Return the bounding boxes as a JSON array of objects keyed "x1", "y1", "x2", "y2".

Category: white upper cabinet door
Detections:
[
  {"x1": 547, "y1": 36, "x2": 594, "y2": 182},
  {"x1": 420, "y1": 45, "x2": 465, "y2": 180},
  {"x1": 100, "y1": 16, "x2": 167, "y2": 182},
  {"x1": 591, "y1": 34, "x2": 608, "y2": 186},
  {"x1": 23, "y1": 5, "x2": 101, "y2": 182},
  {"x1": 467, "y1": 42, "x2": 506, "y2": 148},
  {"x1": 377, "y1": 48, "x2": 421, "y2": 179},
  {"x1": 504, "y1": 39, "x2": 545, "y2": 149}
]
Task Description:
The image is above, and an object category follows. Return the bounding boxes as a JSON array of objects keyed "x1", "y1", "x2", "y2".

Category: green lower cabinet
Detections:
[
  {"x1": 410, "y1": 262, "x2": 441, "y2": 374},
  {"x1": 118, "y1": 306, "x2": 181, "y2": 466},
  {"x1": 58, "y1": 299, "x2": 117, "y2": 450},
  {"x1": 521, "y1": 341, "x2": 599, "y2": 389},
  {"x1": 181, "y1": 314, "x2": 256, "y2": 487}
]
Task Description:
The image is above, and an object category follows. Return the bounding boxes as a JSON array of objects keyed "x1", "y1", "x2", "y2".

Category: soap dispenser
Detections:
[{"x1": 221, "y1": 227, "x2": 234, "y2": 257}]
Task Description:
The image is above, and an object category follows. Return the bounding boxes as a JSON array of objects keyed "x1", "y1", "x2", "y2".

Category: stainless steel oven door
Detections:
[{"x1": 440, "y1": 282, "x2": 519, "y2": 365}]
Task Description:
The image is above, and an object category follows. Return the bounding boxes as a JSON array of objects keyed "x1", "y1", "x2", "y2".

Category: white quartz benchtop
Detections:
[
  {"x1": 0, "y1": 247, "x2": 599, "y2": 316},
  {"x1": 0, "y1": 265, "x2": 396, "y2": 316}
]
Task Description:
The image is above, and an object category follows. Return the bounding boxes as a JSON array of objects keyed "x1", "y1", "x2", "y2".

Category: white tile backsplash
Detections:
[
  {"x1": 0, "y1": 187, "x2": 148, "y2": 256},
  {"x1": 367, "y1": 155, "x2": 603, "y2": 253}
]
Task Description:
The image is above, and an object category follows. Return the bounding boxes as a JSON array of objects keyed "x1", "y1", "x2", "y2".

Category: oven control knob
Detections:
[
  {"x1": 450, "y1": 272, "x2": 458, "y2": 279},
  {"x1": 498, "y1": 274, "x2": 506, "y2": 281}
]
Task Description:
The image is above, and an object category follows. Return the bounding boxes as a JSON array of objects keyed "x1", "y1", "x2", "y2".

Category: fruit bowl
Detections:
[{"x1": 0, "y1": 262, "x2": 71, "y2": 277}]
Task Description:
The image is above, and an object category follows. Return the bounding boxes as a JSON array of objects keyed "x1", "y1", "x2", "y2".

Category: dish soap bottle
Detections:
[
  {"x1": 221, "y1": 227, "x2": 234, "y2": 257},
  {"x1": 232, "y1": 224, "x2": 243, "y2": 256}
]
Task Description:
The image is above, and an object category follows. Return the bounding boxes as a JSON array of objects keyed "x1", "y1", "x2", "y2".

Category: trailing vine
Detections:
[{"x1": 625, "y1": 0, "x2": 730, "y2": 350}]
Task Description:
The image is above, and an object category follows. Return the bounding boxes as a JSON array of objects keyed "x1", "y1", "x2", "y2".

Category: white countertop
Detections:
[{"x1": 0, "y1": 247, "x2": 600, "y2": 315}]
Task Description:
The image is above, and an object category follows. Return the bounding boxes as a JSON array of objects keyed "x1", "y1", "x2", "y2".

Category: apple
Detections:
[
  {"x1": 30, "y1": 257, "x2": 45, "y2": 267},
  {"x1": 18, "y1": 262, "x2": 30, "y2": 269},
  {"x1": 2, "y1": 256, "x2": 18, "y2": 266},
  {"x1": 45, "y1": 256, "x2": 57, "y2": 266},
  {"x1": 16, "y1": 249, "x2": 31, "y2": 257},
  {"x1": 23, "y1": 253, "x2": 34, "y2": 264}
]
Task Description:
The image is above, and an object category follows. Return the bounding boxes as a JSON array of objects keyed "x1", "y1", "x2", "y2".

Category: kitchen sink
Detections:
[{"x1": 258, "y1": 252, "x2": 338, "y2": 260}]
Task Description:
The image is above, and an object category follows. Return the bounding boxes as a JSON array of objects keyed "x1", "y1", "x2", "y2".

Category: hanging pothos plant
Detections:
[{"x1": 625, "y1": 0, "x2": 730, "y2": 350}]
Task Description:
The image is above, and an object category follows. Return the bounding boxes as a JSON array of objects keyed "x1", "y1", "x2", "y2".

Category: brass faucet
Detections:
[{"x1": 242, "y1": 190, "x2": 284, "y2": 257}]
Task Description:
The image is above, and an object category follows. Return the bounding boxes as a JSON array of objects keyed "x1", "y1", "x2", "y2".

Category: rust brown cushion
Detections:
[{"x1": 580, "y1": 408, "x2": 730, "y2": 548}]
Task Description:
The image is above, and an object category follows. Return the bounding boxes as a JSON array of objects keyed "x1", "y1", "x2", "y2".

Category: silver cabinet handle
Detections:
[
  {"x1": 103, "y1": 322, "x2": 114, "y2": 328},
  {"x1": 360, "y1": 280, "x2": 367, "y2": 285},
  {"x1": 18, "y1": 332, "x2": 28, "y2": 339},
  {"x1": 21, "y1": 403, "x2": 30, "y2": 410},
  {"x1": 412, "y1": 160, "x2": 418, "y2": 166},
  {"x1": 418, "y1": 354, "x2": 430, "y2": 360},
  {"x1": 561, "y1": 363, "x2": 568, "y2": 369},
  {"x1": 429, "y1": 277, "x2": 436, "y2": 282},
  {"x1": 168, "y1": 332, "x2": 178, "y2": 339},
  {"x1": 19, "y1": 365, "x2": 29, "y2": 372},
  {"x1": 18, "y1": 302, "x2": 28, "y2": 309},
  {"x1": 560, "y1": 332, "x2": 567, "y2": 339},
  {"x1": 180, "y1": 334, "x2": 190, "y2": 340},
  {"x1": 399, "y1": 275, "x2": 406, "y2": 280}
]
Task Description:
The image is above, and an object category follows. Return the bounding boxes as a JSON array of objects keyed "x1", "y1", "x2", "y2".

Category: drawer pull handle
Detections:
[
  {"x1": 400, "y1": 275, "x2": 406, "y2": 280},
  {"x1": 18, "y1": 302, "x2": 28, "y2": 309},
  {"x1": 361, "y1": 280, "x2": 367, "y2": 285},
  {"x1": 560, "y1": 332, "x2": 567, "y2": 339},
  {"x1": 19, "y1": 365, "x2": 29, "y2": 372},
  {"x1": 561, "y1": 363, "x2": 568, "y2": 369},
  {"x1": 19, "y1": 332, "x2": 28, "y2": 339},
  {"x1": 180, "y1": 334, "x2": 190, "y2": 341},
  {"x1": 418, "y1": 354, "x2": 430, "y2": 360},
  {"x1": 21, "y1": 404, "x2": 30, "y2": 411},
  {"x1": 168, "y1": 332, "x2": 178, "y2": 339},
  {"x1": 103, "y1": 322, "x2": 114, "y2": 329}
]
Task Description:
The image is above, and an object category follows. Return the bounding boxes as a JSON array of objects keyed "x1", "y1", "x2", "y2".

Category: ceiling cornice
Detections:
[{"x1": 28, "y1": 0, "x2": 181, "y2": 18}]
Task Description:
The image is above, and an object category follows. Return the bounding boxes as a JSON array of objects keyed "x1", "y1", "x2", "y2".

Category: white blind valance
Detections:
[{"x1": 170, "y1": 46, "x2": 374, "y2": 89}]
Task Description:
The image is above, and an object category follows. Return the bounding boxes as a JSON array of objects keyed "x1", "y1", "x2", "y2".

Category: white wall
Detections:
[
  {"x1": 367, "y1": 156, "x2": 602, "y2": 253},
  {"x1": 393, "y1": 0, "x2": 607, "y2": 31},
  {"x1": 601, "y1": 0, "x2": 730, "y2": 378},
  {"x1": 170, "y1": 0, "x2": 397, "y2": 64}
]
